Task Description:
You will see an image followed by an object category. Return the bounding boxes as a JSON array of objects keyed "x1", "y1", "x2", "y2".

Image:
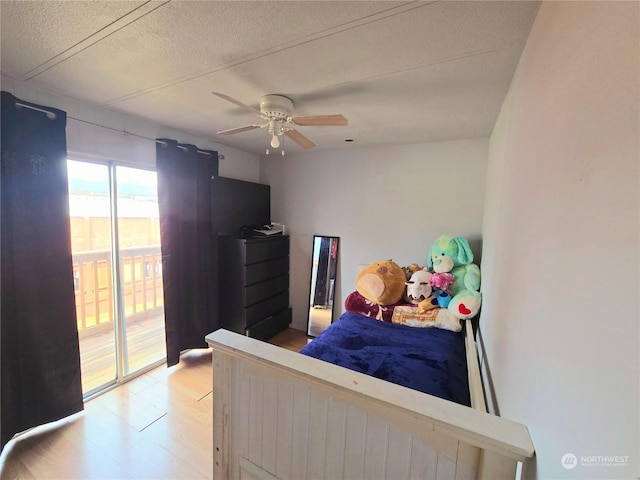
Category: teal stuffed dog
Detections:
[{"x1": 427, "y1": 235, "x2": 481, "y2": 319}]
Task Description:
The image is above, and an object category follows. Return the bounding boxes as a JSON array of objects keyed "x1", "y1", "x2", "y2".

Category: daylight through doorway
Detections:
[{"x1": 67, "y1": 160, "x2": 166, "y2": 396}]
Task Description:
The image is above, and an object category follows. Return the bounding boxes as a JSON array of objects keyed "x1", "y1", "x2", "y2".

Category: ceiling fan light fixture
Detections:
[{"x1": 212, "y1": 92, "x2": 347, "y2": 152}]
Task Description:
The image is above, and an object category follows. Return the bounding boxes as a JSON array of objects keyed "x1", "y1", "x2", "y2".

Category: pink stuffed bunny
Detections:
[{"x1": 430, "y1": 272, "x2": 455, "y2": 294}]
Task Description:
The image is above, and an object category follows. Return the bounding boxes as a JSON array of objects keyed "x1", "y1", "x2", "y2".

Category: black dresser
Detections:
[{"x1": 218, "y1": 235, "x2": 291, "y2": 340}]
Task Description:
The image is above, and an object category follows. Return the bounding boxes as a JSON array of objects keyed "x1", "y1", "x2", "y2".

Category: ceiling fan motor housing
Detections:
[{"x1": 260, "y1": 94, "x2": 293, "y2": 121}]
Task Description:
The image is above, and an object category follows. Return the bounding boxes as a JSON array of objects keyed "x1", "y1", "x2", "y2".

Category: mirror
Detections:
[{"x1": 307, "y1": 235, "x2": 339, "y2": 337}]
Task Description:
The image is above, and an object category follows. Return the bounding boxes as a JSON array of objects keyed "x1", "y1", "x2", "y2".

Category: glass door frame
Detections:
[
  {"x1": 68, "y1": 154, "x2": 166, "y2": 399},
  {"x1": 109, "y1": 161, "x2": 128, "y2": 387}
]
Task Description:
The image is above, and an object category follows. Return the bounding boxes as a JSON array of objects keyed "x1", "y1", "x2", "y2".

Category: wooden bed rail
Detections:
[
  {"x1": 206, "y1": 329, "x2": 534, "y2": 480},
  {"x1": 464, "y1": 320, "x2": 487, "y2": 413}
]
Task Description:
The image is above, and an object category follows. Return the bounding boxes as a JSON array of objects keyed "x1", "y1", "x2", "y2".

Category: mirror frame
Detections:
[{"x1": 306, "y1": 235, "x2": 339, "y2": 338}]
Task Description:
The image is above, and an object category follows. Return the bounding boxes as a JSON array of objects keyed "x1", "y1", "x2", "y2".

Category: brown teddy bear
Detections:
[{"x1": 355, "y1": 259, "x2": 406, "y2": 306}]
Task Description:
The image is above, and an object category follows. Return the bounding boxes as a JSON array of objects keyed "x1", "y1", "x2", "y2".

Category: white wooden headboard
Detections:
[{"x1": 206, "y1": 328, "x2": 534, "y2": 479}]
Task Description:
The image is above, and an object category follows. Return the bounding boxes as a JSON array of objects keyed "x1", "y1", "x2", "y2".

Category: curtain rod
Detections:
[
  {"x1": 15, "y1": 101, "x2": 58, "y2": 119},
  {"x1": 13, "y1": 101, "x2": 223, "y2": 160}
]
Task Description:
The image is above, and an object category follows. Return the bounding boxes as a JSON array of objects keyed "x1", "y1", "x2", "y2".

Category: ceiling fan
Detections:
[{"x1": 212, "y1": 92, "x2": 348, "y2": 154}]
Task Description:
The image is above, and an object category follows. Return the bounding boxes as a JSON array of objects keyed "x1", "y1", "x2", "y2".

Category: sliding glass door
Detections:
[
  {"x1": 67, "y1": 160, "x2": 166, "y2": 397},
  {"x1": 115, "y1": 166, "x2": 166, "y2": 374}
]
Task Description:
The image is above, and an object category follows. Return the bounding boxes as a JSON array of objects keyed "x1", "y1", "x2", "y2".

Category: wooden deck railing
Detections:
[{"x1": 72, "y1": 246, "x2": 164, "y2": 338}]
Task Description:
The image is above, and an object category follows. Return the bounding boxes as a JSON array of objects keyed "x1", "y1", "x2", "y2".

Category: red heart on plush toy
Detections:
[{"x1": 458, "y1": 304, "x2": 471, "y2": 315}]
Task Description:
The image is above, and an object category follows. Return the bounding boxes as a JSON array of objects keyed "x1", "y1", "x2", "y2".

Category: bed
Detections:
[
  {"x1": 205, "y1": 313, "x2": 534, "y2": 479},
  {"x1": 299, "y1": 312, "x2": 471, "y2": 407}
]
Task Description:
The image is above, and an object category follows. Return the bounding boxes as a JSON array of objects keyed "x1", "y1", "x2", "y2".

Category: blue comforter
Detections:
[{"x1": 299, "y1": 312, "x2": 471, "y2": 406}]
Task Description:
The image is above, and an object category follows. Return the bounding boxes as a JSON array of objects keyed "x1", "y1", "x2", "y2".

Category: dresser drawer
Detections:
[
  {"x1": 245, "y1": 291, "x2": 289, "y2": 327},
  {"x1": 218, "y1": 235, "x2": 290, "y2": 336},
  {"x1": 247, "y1": 307, "x2": 292, "y2": 340},
  {"x1": 245, "y1": 274, "x2": 289, "y2": 306},
  {"x1": 245, "y1": 256, "x2": 288, "y2": 285},
  {"x1": 244, "y1": 237, "x2": 289, "y2": 264}
]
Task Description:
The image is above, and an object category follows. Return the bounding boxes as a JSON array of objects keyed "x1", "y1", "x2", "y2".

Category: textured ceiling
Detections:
[{"x1": 1, "y1": 1, "x2": 541, "y2": 155}]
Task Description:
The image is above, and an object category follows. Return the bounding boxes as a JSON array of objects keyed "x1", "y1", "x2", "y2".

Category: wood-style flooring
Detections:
[{"x1": 0, "y1": 328, "x2": 309, "y2": 480}]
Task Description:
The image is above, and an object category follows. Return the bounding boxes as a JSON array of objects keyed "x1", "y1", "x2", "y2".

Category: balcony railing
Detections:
[{"x1": 72, "y1": 246, "x2": 164, "y2": 339}]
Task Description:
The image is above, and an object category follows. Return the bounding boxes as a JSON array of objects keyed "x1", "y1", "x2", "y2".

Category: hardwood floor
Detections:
[{"x1": 0, "y1": 328, "x2": 309, "y2": 480}]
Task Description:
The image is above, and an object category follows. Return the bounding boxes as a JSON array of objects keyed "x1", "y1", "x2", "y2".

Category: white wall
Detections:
[
  {"x1": 1, "y1": 76, "x2": 261, "y2": 179},
  {"x1": 481, "y1": 2, "x2": 639, "y2": 479},
  {"x1": 1, "y1": 78, "x2": 488, "y2": 333},
  {"x1": 260, "y1": 139, "x2": 488, "y2": 330}
]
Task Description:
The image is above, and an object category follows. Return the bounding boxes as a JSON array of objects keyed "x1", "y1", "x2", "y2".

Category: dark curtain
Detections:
[
  {"x1": 1, "y1": 92, "x2": 84, "y2": 451},
  {"x1": 156, "y1": 139, "x2": 219, "y2": 366}
]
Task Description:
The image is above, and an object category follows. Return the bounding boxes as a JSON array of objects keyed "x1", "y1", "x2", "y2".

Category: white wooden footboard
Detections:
[{"x1": 205, "y1": 329, "x2": 534, "y2": 480}]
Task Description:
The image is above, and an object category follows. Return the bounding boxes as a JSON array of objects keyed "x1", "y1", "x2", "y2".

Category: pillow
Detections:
[
  {"x1": 391, "y1": 305, "x2": 462, "y2": 332},
  {"x1": 345, "y1": 291, "x2": 403, "y2": 322}
]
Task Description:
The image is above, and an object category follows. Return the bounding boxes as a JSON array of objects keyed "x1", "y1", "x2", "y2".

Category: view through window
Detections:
[{"x1": 67, "y1": 160, "x2": 166, "y2": 396}]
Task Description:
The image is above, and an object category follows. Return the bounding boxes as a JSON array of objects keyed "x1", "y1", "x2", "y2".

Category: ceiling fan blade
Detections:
[
  {"x1": 285, "y1": 129, "x2": 316, "y2": 149},
  {"x1": 212, "y1": 92, "x2": 263, "y2": 117},
  {"x1": 291, "y1": 114, "x2": 348, "y2": 127},
  {"x1": 217, "y1": 125, "x2": 262, "y2": 135}
]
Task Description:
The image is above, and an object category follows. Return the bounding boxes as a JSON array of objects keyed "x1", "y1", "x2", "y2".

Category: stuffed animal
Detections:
[
  {"x1": 430, "y1": 272, "x2": 455, "y2": 294},
  {"x1": 356, "y1": 259, "x2": 406, "y2": 306},
  {"x1": 429, "y1": 271, "x2": 455, "y2": 307},
  {"x1": 427, "y1": 235, "x2": 482, "y2": 319},
  {"x1": 402, "y1": 263, "x2": 422, "y2": 280},
  {"x1": 404, "y1": 268, "x2": 438, "y2": 311}
]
